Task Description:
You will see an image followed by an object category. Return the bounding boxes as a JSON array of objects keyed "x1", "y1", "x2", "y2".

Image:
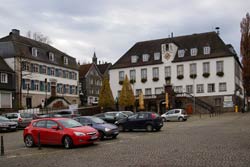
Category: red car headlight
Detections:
[{"x1": 74, "y1": 132, "x2": 86, "y2": 136}]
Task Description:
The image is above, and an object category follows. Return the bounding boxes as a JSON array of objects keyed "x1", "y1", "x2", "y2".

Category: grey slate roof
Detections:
[
  {"x1": 111, "y1": 31, "x2": 238, "y2": 69},
  {"x1": 0, "y1": 31, "x2": 78, "y2": 70},
  {"x1": 0, "y1": 56, "x2": 14, "y2": 73}
]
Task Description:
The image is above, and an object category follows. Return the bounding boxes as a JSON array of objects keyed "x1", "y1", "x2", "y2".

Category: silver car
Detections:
[
  {"x1": 0, "y1": 116, "x2": 18, "y2": 131},
  {"x1": 3, "y1": 113, "x2": 33, "y2": 128},
  {"x1": 161, "y1": 109, "x2": 188, "y2": 122}
]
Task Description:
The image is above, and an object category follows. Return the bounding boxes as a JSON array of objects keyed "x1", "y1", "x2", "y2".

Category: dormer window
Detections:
[
  {"x1": 32, "y1": 47, "x2": 38, "y2": 57},
  {"x1": 178, "y1": 49, "x2": 185, "y2": 57},
  {"x1": 190, "y1": 48, "x2": 198, "y2": 56},
  {"x1": 203, "y1": 46, "x2": 210, "y2": 55},
  {"x1": 154, "y1": 52, "x2": 160, "y2": 60},
  {"x1": 142, "y1": 54, "x2": 150, "y2": 62},
  {"x1": 49, "y1": 52, "x2": 55, "y2": 61},
  {"x1": 64, "y1": 57, "x2": 68, "y2": 65},
  {"x1": 131, "y1": 55, "x2": 138, "y2": 63},
  {"x1": 161, "y1": 44, "x2": 169, "y2": 53}
]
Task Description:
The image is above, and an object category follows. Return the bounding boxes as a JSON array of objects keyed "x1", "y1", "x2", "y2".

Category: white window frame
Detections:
[
  {"x1": 203, "y1": 46, "x2": 211, "y2": 55},
  {"x1": 219, "y1": 83, "x2": 227, "y2": 92},
  {"x1": 64, "y1": 57, "x2": 68, "y2": 65},
  {"x1": 49, "y1": 52, "x2": 55, "y2": 61},
  {"x1": 145, "y1": 88, "x2": 152, "y2": 95},
  {"x1": 119, "y1": 71, "x2": 125, "y2": 81},
  {"x1": 0, "y1": 73, "x2": 8, "y2": 83},
  {"x1": 197, "y1": 84, "x2": 204, "y2": 93},
  {"x1": 34, "y1": 81, "x2": 39, "y2": 91},
  {"x1": 177, "y1": 65, "x2": 184, "y2": 76},
  {"x1": 155, "y1": 87, "x2": 163, "y2": 95},
  {"x1": 154, "y1": 52, "x2": 160, "y2": 60},
  {"x1": 190, "y1": 48, "x2": 198, "y2": 56},
  {"x1": 130, "y1": 70, "x2": 136, "y2": 80},
  {"x1": 216, "y1": 61, "x2": 224, "y2": 73},
  {"x1": 165, "y1": 66, "x2": 171, "y2": 77},
  {"x1": 203, "y1": 62, "x2": 210, "y2": 73},
  {"x1": 190, "y1": 63, "x2": 197, "y2": 75},
  {"x1": 141, "y1": 69, "x2": 147, "y2": 79},
  {"x1": 208, "y1": 83, "x2": 215, "y2": 93},
  {"x1": 174, "y1": 86, "x2": 183, "y2": 93},
  {"x1": 142, "y1": 54, "x2": 150, "y2": 62},
  {"x1": 152, "y1": 67, "x2": 159, "y2": 78},
  {"x1": 131, "y1": 55, "x2": 138, "y2": 63},
  {"x1": 32, "y1": 47, "x2": 38, "y2": 57},
  {"x1": 178, "y1": 49, "x2": 185, "y2": 57},
  {"x1": 186, "y1": 85, "x2": 193, "y2": 94}
]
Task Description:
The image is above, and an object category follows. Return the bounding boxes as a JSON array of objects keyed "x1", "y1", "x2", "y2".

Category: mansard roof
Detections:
[
  {"x1": 111, "y1": 31, "x2": 237, "y2": 69},
  {"x1": 0, "y1": 30, "x2": 78, "y2": 70},
  {"x1": 97, "y1": 63, "x2": 112, "y2": 75}
]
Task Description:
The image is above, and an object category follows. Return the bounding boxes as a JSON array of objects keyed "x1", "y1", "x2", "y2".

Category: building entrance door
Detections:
[{"x1": 26, "y1": 97, "x2": 32, "y2": 108}]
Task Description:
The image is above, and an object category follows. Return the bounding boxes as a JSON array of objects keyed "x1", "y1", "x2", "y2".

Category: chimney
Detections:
[
  {"x1": 11, "y1": 29, "x2": 20, "y2": 36},
  {"x1": 215, "y1": 27, "x2": 220, "y2": 35}
]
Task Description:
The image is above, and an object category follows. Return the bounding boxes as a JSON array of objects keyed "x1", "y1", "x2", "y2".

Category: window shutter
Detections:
[
  {"x1": 39, "y1": 65, "x2": 43, "y2": 74},
  {"x1": 22, "y1": 79, "x2": 26, "y2": 89},
  {"x1": 31, "y1": 80, "x2": 35, "y2": 90},
  {"x1": 48, "y1": 82, "x2": 51, "y2": 92}
]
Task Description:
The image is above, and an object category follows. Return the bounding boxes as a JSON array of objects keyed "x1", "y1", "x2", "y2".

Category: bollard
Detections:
[
  {"x1": 38, "y1": 131, "x2": 41, "y2": 150},
  {"x1": 1, "y1": 136, "x2": 4, "y2": 156}
]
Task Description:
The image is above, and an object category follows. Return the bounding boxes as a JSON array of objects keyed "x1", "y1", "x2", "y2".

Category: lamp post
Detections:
[
  {"x1": 45, "y1": 78, "x2": 47, "y2": 113},
  {"x1": 193, "y1": 77, "x2": 196, "y2": 114}
]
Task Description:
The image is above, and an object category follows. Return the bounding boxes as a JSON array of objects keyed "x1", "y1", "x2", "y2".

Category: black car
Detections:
[
  {"x1": 0, "y1": 116, "x2": 18, "y2": 132},
  {"x1": 94, "y1": 112, "x2": 129, "y2": 124},
  {"x1": 115, "y1": 112, "x2": 163, "y2": 132},
  {"x1": 74, "y1": 116, "x2": 119, "y2": 140}
]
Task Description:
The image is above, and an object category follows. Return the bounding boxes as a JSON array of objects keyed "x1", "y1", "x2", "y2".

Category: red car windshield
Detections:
[{"x1": 58, "y1": 119, "x2": 83, "y2": 128}]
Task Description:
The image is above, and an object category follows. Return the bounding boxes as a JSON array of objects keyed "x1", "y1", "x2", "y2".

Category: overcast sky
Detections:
[{"x1": 0, "y1": 0, "x2": 249, "y2": 64}]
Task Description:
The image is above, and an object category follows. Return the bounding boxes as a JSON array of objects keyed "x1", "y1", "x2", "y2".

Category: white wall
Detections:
[{"x1": 110, "y1": 56, "x2": 237, "y2": 98}]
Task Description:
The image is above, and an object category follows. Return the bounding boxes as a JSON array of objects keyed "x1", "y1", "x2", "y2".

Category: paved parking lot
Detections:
[{"x1": 0, "y1": 112, "x2": 250, "y2": 167}]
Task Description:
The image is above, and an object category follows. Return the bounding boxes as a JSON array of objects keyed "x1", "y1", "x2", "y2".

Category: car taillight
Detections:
[
  {"x1": 151, "y1": 114, "x2": 156, "y2": 119},
  {"x1": 18, "y1": 118, "x2": 23, "y2": 122}
]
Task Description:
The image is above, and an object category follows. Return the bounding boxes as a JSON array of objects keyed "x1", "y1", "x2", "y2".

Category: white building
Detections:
[
  {"x1": 110, "y1": 32, "x2": 243, "y2": 113},
  {"x1": 0, "y1": 29, "x2": 79, "y2": 109}
]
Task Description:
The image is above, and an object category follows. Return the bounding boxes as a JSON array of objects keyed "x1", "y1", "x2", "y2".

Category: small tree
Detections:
[
  {"x1": 119, "y1": 75, "x2": 135, "y2": 110},
  {"x1": 98, "y1": 75, "x2": 115, "y2": 111},
  {"x1": 241, "y1": 13, "x2": 250, "y2": 96}
]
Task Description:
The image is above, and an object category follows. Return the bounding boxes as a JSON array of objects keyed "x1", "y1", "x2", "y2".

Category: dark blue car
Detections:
[{"x1": 74, "y1": 116, "x2": 119, "y2": 140}]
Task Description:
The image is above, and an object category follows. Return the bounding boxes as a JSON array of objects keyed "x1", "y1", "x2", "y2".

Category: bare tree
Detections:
[{"x1": 26, "y1": 31, "x2": 52, "y2": 44}]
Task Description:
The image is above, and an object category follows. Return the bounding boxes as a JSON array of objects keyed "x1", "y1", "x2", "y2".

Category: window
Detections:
[
  {"x1": 161, "y1": 44, "x2": 169, "y2": 53},
  {"x1": 219, "y1": 83, "x2": 227, "y2": 92},
  {"x1": 174, "y1": 86, "x2": 183, "y2": 93},
  {"x1": 41, "y1": 65, "x2": 47, "y2": 74},
  {"x1": 51, "y1": 68, "x2": 55, "y2": 76},
  {"x1": 203, "y1": 46, "x2": 210, "y2": 55},
  {"x1": 215, "y1": 98, "x2": 221, "y2": 107},
  {"x1": 177, "y1": 65, "x2": 184, "y2": 76},
  {"x1": 145, "y1": 88, "x2": 151, "y2": 95},
  {"x1": 190, "y1": 48, "x2": 198, "y2": 56},
  {"x1": 208, "y1": 83, "x2": 215, "y2": 93},
  {"x1": 0, "y1": 93, "x2": 11, "y2": 108},
  {"x1": 142, "y1": 54, "x2": 150, "y2": 62},
  {"x1": 0, "y1": 73, "x2": 7, "y2": 83},
  {"x1": 155, "y1": 87, "x2": 163, "y2": 95},
  {"x1": 197, "y1": 84, "x2": 204, "y2": 93},
  {"x1": 49, "y1": 52, "x2": 54, "y2": 61},
  {"x1": 46, "y1": 121, "x2": 58, "y2": 129},
  {"x1": 64, "y1": 57, "x2": 68, "y2": 65},
  {"x1": 33, "y1": 120, "x2": 46, "y2": 128},
  {"x1": 216, "y1": 61, "x2": 224, "y2": 72},
  {"x1": 31, "y1": 64, "x2": 39, "y2": 73},
  {"x1": 23, "y1": 79, "x2": 30, "y2": 90},
  {"x1": 130, "y1": 70, "x2": 136, "y2": 80},
  {"x1": 136, "y1": 89, "x2": 142, "y2": 96},
  {"x1": 186, "y1": 85, "x2": 193, "y2": 94},
  {"x1": 119, "y1": 71, "x2": 125, "y2": 81},
  {"x1": 131, "y1": 55, "x2": 138, "y2": 63},
  {"x1": 32, "y1": 47, "x2": 38, "y2": 57},
  {"x1": 141, "y1": 69, "x2": 147, "y2": 79},
  {"x1": 190, "y1": 63, "x2": 197, "y2": 75},
  {"x1": 152, "y1": 67, "x2": 159, "y2": 78},
  {"x1": 34, "y1": 81, "x2": 39, "y2": 91},
  {"x1": 22, "y1": 62, "x2": 30, "y2": 71},
  {"x1": 178, "y1": 49, "x2": 185, "y2": 57},
  {"x1": 203, "y1": 62, "x2": 210, "y2": 73},
  {"x1": 154, "y1": 52, "x2": 160, "y2": 60},
  {"x1": 165, "y1": 66, "x2": 171, "y2": 77}
]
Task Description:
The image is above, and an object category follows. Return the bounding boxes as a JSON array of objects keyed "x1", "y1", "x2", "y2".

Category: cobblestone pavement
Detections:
[{"x1": 0, "y1": 112, "x2": 250, "y2": 167}]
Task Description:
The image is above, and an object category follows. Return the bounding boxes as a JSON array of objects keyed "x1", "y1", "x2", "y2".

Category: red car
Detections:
[{"x1": 23, "y1": 118, "x2": 99, "y2": 149}]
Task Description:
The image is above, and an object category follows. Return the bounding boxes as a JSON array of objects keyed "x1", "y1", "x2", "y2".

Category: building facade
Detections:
[
  {"x1": 79, "y1": 53, "x2": 112, "y2": 106},
  {"x1": 110, "y1": 32, "x2": 243, "y2": 113},
  {"x1": 0, "y1": 56, "x2": 15, "y2": 109},
  {"x1": 0, "y1": 29, "x2": 79, "y2": 109}
]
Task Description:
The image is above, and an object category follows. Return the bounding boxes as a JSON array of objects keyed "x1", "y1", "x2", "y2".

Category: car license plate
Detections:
[
  {"x1": 10, "y1": 126, "x2": 16, "y2": 129},
  {"x1": 91, "y1": 135, "x2": 98, "y2": 139},
  {"x1": 114, "y1": 131, "x2": 119, "y2": 134}
]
